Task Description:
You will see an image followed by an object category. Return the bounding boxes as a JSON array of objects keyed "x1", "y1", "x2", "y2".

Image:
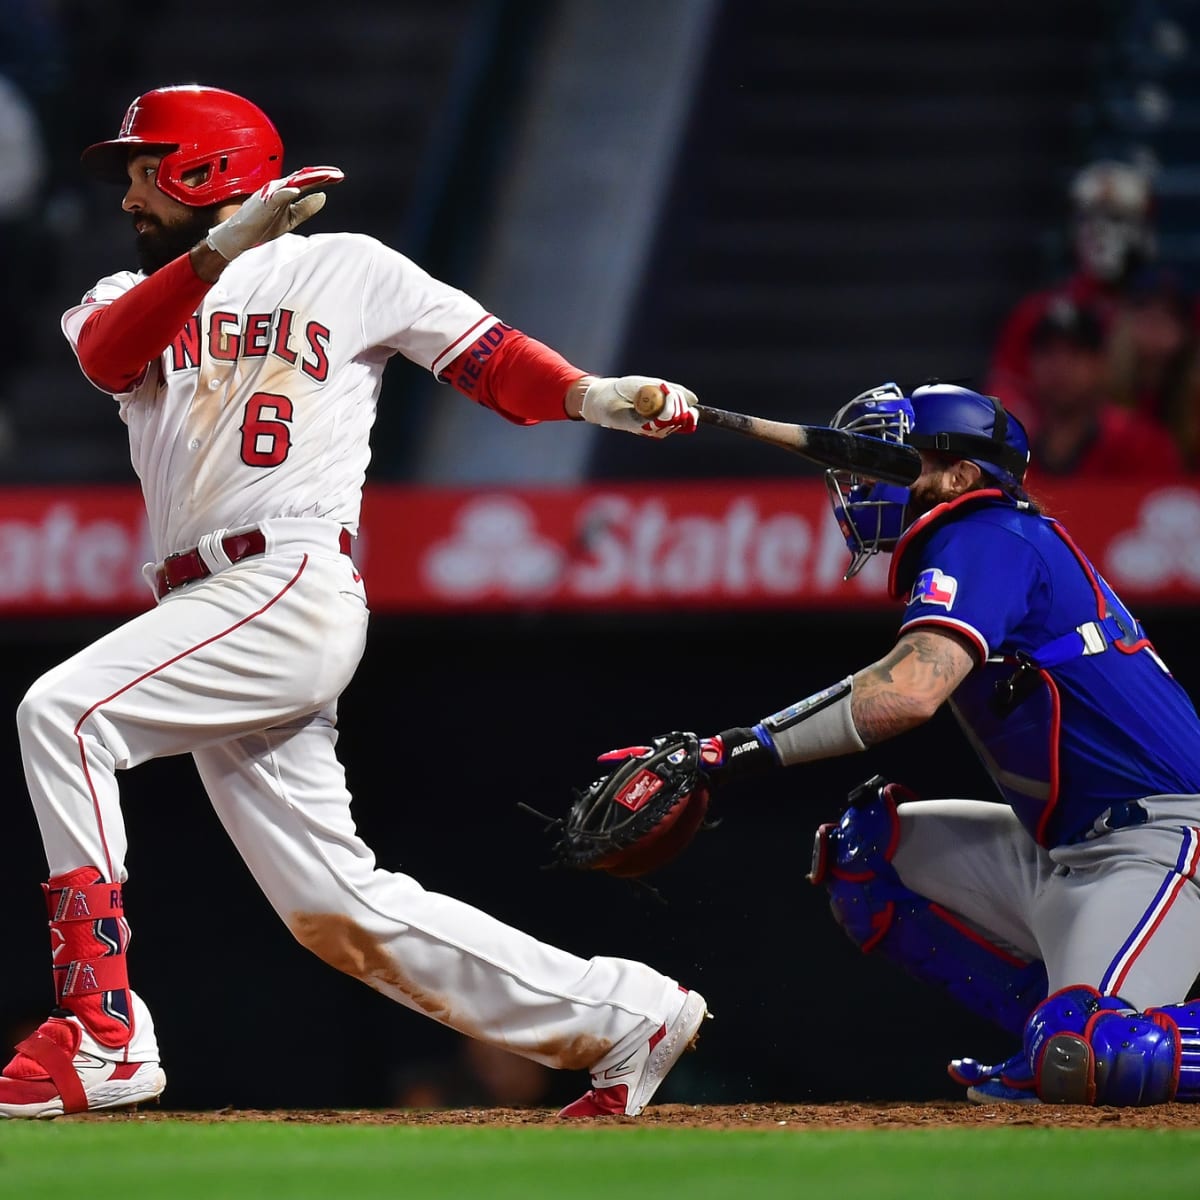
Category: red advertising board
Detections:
[{"x1": 0, "y1": 480, "x2": 1196, "y2": 615}]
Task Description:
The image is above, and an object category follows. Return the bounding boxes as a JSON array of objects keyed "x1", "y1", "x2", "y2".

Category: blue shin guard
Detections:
[
  {"x1": 809, "y1": 776, "x2": 1048, "y2": 1037},
  {"x1": 1025, "y1": 987, "x2": 1200, "y2": 1105}
]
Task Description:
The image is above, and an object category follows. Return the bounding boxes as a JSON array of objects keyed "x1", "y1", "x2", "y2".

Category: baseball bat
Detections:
[{"x1": 634, "y1": 385, "x2": 922, "y2": 485}]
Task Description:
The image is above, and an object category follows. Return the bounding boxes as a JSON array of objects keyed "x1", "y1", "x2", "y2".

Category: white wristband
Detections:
[{"x1": 758, "y1": 676, "x2": 865, "y2": 766}]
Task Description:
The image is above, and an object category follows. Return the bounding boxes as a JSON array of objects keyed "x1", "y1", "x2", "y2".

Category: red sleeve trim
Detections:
[
  {"x1": 440, "y1": 325, "x2": 586, "y2": 425},
  {"x1": 75, "y1": 253, "x2": 214, "y2": 393},
  {"x1": 431, "y1": 314, "x2": 497, "y2": 379}
]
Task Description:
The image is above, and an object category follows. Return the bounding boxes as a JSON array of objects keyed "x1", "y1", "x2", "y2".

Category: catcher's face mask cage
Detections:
[{"x1": 825, "y1": 383, "x2": 914, "y2": 579}]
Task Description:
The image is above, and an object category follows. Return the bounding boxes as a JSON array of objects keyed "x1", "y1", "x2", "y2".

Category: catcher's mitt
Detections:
[{"x1": 550, "y1": 732, "x2": 710, "y2": 878}]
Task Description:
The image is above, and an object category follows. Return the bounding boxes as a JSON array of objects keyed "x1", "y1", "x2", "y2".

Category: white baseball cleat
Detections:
[
  {"x1": 0, "y1": 1012, "x2": 165, "y2": 1119},
  {"x1": 559, "y1": 987, "x2": 710, "y2": 1118}
]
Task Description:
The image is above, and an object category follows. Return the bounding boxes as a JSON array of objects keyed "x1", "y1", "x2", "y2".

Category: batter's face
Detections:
[{"x1": 123, "y1": 154, "x2": 220, "y2": 274}]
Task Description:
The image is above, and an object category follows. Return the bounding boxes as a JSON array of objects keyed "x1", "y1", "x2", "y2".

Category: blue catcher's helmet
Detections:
[{"x1": 826, "y1": 382, "x2": 1030, "y2": 578}]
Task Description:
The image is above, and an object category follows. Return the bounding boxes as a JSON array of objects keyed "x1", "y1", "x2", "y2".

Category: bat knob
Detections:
[{"x1": 633, "y1": 383, "x2": 667, "y2": 419}]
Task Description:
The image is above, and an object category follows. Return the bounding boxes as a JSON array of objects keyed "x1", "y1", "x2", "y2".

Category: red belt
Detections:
[{"x1": 154, "y1": 527, "x2": 353, "y2": 599}]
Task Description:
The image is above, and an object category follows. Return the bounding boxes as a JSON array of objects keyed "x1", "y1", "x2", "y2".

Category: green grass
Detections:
[{"x1": 1, "y1": 1123, "x2": 1198, "y2": 1200}]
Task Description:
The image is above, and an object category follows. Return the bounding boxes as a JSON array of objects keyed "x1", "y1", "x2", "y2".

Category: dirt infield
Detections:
[{"x1": 63, "y1": 1102, "x2": 1199, "y2": 1129}]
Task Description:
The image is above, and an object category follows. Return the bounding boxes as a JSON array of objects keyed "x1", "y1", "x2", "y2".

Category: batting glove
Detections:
[
  {"x1": 206, "y1": 165, "x2": 345, "y2": 262},
  {"x1": 580, "y1": 375, "x2": 698, "y2": 438}
]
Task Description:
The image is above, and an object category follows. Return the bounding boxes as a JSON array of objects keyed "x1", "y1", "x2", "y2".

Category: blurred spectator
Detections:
[
  {"x1": 0, "y1": 69, "x2": 45, "y2": 457},
  {"x1": 1108, "y1": 266, "x2": 1200, "y2": 471},
  {"x1": 391, "y1": 1038, "x2": 554, "y2": 1110},
  {"x1": 987, "y1": 160, "x2": 1159, "y2": 427},
  {"x1": 0, "y1": 0, "x2": 73, "y2": 461},
  {"x1": 1023, "y1": 298, "x2": 1184, "y2": 485}
]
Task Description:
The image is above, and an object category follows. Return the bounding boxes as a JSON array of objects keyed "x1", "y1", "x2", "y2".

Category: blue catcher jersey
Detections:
[{"x1": 889, "y1": 491, "x2": 1200, "y2": 847}]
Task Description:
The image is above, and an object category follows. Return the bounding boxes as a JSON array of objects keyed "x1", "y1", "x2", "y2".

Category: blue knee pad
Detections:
[
  {"x1": 809, "y1": 775, "x2": 1047, "y2": 1037},
  {"x1": 1025, "y1": 988, "x2": 1200, "y2": 1105}
]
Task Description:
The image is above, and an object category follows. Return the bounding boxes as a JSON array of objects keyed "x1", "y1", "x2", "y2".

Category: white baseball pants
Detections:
[{"x1": 17, "y1": 519, "x2": 681, "y2": 1069}]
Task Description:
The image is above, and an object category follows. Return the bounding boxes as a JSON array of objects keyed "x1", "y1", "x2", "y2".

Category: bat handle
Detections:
[{"x1": 633, "y1": 383, "x2": 668, "y2": 419}]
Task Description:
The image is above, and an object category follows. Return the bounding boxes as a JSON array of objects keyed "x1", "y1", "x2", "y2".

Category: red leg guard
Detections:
[{"x1": 44, "y1": 867, "x2": 132, "y2": 1050}]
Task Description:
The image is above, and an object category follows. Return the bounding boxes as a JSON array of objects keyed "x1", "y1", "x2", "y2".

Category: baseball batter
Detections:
[
  {"x1": 0, "y1": 85, "x2": 708, "y2": 1119},
  {"x1": 605, "y1": 382, "x2": 1200, "y2": 1105}
]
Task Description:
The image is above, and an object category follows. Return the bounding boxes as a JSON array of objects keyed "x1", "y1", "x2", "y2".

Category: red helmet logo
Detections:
[
  {"x1": 118, "y1": 102, "x2": 141, "y2": 138},
  {"x1": 82, "y1": 85, "x2": 284, "y2": 207}
]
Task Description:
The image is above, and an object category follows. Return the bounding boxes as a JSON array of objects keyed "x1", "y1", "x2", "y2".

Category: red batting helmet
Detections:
[{"x1": 81, "y1": 85, "x2": 284, "y2": 206}]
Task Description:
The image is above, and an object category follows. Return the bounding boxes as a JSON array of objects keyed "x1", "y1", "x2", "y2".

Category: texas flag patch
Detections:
[{"x1": 911, "y1": 567, "x2": 958, "y2": 610}]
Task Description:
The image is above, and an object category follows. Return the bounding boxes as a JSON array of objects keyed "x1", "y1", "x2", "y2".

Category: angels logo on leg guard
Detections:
[{"x1": 44, "y1": 868, "x2": 133, "y2": 1048}]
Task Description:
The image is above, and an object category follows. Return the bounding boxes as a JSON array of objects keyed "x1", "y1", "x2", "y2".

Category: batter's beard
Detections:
[{"x1": 134, "y1": 204, "x2": 221, "y2": 274}]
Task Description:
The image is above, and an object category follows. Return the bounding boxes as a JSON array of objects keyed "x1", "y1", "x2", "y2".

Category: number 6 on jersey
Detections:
[{"x1": 239, "y1": 391, "x2": 293, "y2": 467}]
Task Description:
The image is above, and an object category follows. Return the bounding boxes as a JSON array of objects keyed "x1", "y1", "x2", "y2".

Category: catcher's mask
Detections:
[
  {"x1": 825, "y1": 381, "x2": 1030, "y2": 579},
  {"x1": 825, "y1": 383, "x2": 915, "y2": 579}
]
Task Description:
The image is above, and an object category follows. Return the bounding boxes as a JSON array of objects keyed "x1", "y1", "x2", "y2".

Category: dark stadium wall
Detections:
[{"x1": 1, "y1": 608, "x2": 1197, "y2": 1109}]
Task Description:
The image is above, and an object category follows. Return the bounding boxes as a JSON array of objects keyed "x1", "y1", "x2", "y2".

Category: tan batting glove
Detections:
[
  {"x1": 580, "y1": 375, "x2": 699, "y2": 438},
  {"x1": 205, "y1": 165, "x2": 345, "y2": 262}
]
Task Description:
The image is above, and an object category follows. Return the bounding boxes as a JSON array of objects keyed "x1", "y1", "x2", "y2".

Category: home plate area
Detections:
[{"x1": 62, "y1": 1102, "x2": 1200, "y2": 1128}]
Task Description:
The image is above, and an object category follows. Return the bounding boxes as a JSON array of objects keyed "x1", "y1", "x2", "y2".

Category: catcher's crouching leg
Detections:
[
  {"x1": 808, "y1": 776, "x2": 1047, "y2": 1037},
  {"x1": 1024, "y1": 987, "x2": 1200, "y2": 1105}
]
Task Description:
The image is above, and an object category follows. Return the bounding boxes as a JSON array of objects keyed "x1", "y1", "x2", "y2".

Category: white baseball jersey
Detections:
[{"x1": 62, "y1": 233, "x2": 499, "y2": 559}]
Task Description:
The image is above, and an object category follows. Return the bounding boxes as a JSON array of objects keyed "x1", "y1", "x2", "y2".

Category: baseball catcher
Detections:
[{"x1": 579, "y1": 381, "x2": 1200, "y2": 1106}]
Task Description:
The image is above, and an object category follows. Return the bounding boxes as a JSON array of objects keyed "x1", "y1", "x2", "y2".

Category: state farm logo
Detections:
[
  {"x1": 614, "y1": 769, "x2": 663, "y2": 812},
  {"x1": 0, "y1": 505, "x2": 151, "y2": 604},
  {"x1": 1106, "y1": 489, "x2": 1200, "y2": 589},
  {"x1": 422, "y1": 497, "x2": 563, "y2": 598},
  {"x1": 420, "y1": 493, "x2": 887, "y2": 601}
]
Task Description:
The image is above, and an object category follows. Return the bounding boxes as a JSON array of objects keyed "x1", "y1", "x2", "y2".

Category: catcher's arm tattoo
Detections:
[{"x1": 851, "y1": 628, "x2": 976, "y2": 745}]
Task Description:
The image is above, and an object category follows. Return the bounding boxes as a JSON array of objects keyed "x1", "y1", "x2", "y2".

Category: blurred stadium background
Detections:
[{"x1": 0, "y1": 0, "x2": 1198, "y2": 1111}]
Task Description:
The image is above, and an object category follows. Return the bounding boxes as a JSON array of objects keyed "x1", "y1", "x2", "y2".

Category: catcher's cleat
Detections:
[
  {"x1": 949, "y1": 1050, "x2": 1040, "y2": 1105},
  {"x1": 558, "y1": 987, "x2": 709, "y2": 1118},
  {"x1": 0, "y1": 1012, "x2": 165, "y2": 1119}
]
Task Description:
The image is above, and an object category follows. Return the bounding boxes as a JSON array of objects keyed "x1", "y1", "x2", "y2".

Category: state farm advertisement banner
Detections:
[
  {"x1": 0, "y1": 487, "x2": 153, "y2": 615},
  {"x1": 0, "y1": 481, "x2": 1198, "y2": 615},
  {"x1": 371, "y1": 483, "x2": 892, "y2": 610}
]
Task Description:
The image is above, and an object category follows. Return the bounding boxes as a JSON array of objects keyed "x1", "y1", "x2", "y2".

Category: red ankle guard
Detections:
[{"x1": 44, "y1": 867, "x2": 132, "y2": 1049}]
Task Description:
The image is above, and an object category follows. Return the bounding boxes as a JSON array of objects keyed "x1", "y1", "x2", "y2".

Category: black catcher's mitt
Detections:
[{"x1": 551, "y1": 733, "x2": 710, "y2": 878}]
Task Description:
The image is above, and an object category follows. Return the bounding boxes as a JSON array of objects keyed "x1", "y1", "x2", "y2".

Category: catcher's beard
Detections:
[
  {"x1": 905, "y1": 473, "x2": 968, "y2": 521},
  {"x1": 133, "y1": 203, "x2": 222, "y2": 274}
]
